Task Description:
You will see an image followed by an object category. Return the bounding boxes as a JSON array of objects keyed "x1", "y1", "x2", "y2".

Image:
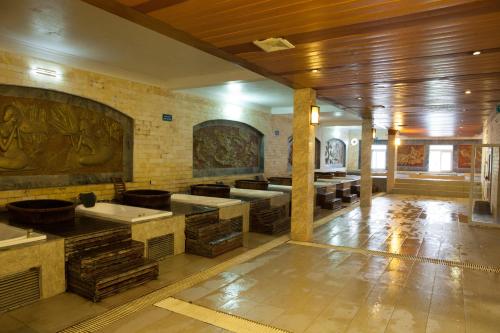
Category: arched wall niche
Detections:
[
  {"x1": 0, "y1": 84, "x2": 133, "y2": 190},
  {"x1": 193, "y1": 119, "x2": 264, "y2": 177},
  {"x1": 287, "y1": 136, "x2": 321, "y2": 170}
]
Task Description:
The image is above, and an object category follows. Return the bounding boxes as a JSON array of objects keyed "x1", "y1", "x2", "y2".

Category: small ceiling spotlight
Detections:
[
  {"x1": 472, "y1": 51, "x2": 481, "y2": 56},
  {"x1": 465, "y1": 90, "x2": 472, "y2": 94},
  {"x1": 357, "y1": 97, "x2": 363, "y2": 100},
  {"x1": 310, "y1": 105, "x2": 320, "y2": 125},
  {"x1": 311, "y1": 69, "x2": 320, "y2": 73},
  {"x1": 31, "y1": 67, "x2": 59, "y2": 77},
  {"x1": 334, "y1": 112, "x2": 342, "y2": 117}
]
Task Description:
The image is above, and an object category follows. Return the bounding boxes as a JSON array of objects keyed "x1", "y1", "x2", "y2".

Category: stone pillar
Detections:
[
  {"x1": 291, "y1": 88, "x2": 316, "y2": 241},
  {"x1": 387, "y1": 129, "x2": 398, "y2": 193},
  {"x1": 360, "y1": 119, "x2": 373, "y2": 207}
]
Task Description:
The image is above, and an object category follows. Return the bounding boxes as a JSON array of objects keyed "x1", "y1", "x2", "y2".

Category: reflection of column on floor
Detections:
[
  {"x1": 291, "y1": 88, "x2": 316, "y2": 241},
  {"x1": 387, "y1": 129, "x2": 398, "y2": 193},
  {"x1": 360, "y1": 118, "x2": 373, "y2": 207}
]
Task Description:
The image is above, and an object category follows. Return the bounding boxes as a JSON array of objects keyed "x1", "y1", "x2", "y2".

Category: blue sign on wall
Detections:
[
  {"x1": 497, "y1": 105, "x2": 500, "y2": 113},
  {"x1": 162, "y1": 114, "x2": 173, "y2": 121}
]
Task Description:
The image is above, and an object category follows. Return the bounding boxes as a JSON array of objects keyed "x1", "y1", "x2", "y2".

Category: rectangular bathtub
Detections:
[
  {"x1": 76, "y1": 203, "x2": 173, "y2": 223},
  {"x1": 0, "y1": 223, "x2": 47, "y2": 249},
  {"x1": 230, "y1": 187, "x2": 283, "y2": 199}
]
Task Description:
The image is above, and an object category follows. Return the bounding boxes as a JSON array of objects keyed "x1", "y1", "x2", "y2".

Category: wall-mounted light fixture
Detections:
[
  {"x1": 395, "y1": 138, "x2": 401, "y2": 146},
  {"x1": 372, "y1": 128, "x2": 376, "y2": 139},
  {"x1": 310, "y1": 105, "x2": 320, "y2": 125},
  {"x1": 31, "y1": 67, "x2": 59, "y2": 77}
]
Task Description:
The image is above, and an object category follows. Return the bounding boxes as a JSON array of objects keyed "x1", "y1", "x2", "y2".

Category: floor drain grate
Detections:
[
  {"x1": 289, "y1": 241, "x2": 500, "y2": 273},
  {"x1": 156, "y1": 297, "x2": 290, "y2": 333}
]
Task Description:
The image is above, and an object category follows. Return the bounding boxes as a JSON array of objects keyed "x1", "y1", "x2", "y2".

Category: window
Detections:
[
  {"x1": 428, "y1": 145, "x2": 453, "y2": 172},
  {"x1": 371, "y1": 145, "x2": 387, "y2": 170}
]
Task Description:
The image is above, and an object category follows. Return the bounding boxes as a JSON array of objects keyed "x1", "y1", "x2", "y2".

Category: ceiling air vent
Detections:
[{"x1": 253, "y1": 37, "x2": 295, "y2": 52}]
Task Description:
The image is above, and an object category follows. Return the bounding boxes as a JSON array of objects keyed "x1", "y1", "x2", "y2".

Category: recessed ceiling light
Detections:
[
  {"x1": 472, "y1": 51, "x2": 481, "y2": 56},
  {"x1": 357, "y1": 97, "x2": 363, "y2": 100},
  {"x1": 311, "y1": 69, "x2": 320, "y2": 73},
  {"x1": 465, "y1": 90, "x2": 472, "y2": 94},
  {"x1": 460, "y1": 126, "x2": 464, "y2": 129},
  {"x1": 334, "y1": 112, "x2": 342, "y2": 117}
]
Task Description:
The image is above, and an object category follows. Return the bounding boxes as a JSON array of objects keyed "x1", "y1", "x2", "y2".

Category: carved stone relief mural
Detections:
[
  {"x1": 458, "y1": 144, "x2": 482, "y2": 169},
  {"x1": 324, "y1": 138, "x2": 346, "y2": 167},
  {"x1": 287, "y1": 137, "x2": 321, "y2": 170},
  {"x1": 193, "y1": 120, "x2": 264, "y2": 177},
  {"x1": 397, "y1": 144, "x2": 425, "y2": 167},
  {"x1": 0, "y1": 85, "x2": 133, "y2": 190}
]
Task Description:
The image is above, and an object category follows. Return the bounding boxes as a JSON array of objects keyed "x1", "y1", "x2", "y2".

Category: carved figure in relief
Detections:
[{"x1": 0, "y1": 105, "x2": 29, "y2": 170}]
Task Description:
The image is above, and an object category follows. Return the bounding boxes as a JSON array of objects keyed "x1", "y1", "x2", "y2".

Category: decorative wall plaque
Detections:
[
  {"x1": 0, "y1": 85, "x2": 133, "y2": 190},
  {"x1": 193, "y1": 120, "x2": 264, "y2": 177}
]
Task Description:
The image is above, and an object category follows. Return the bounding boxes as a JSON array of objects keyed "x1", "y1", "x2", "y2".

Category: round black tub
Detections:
[
  {"x1": 123, "y1": 189, "x2": 171, "y2": 209},
  {"x1": 235, "y1": 179, "x2": 269, "y2": 191},
  {"x1": 7, "y1": 199, "x2": 76, "y2": 225},
  {"x1": 190, "y1": 184, "x2": 231, "y2": 198}
]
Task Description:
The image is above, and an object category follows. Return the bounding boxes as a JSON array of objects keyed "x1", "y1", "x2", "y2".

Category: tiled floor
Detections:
[{"x1": 3, "y1": 194, "x2": 500, "y2": 333}]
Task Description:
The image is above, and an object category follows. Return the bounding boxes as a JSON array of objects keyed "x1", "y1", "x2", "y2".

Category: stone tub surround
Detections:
[
  {"x1": 130, "y1": 215, "x2": 186, "y2": 257},
  {"x1": 0, "y1": 226, "x2": 65, "y2": 300},
  {"x1": 230, "y1": 187, "x2": 291, "y2": 217},
  {"x1": 171, "y1": 194, "x2": 250, "y2": 233},
  {"x1": 0, "y1": 49, "x2": 272, "y2": 207}
]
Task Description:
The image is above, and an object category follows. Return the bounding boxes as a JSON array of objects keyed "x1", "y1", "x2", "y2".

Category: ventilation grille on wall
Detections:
[
  {"x1": 0, "y1": 267, "x2": 41, "y2": 313},
  {"x1": 253, "y1": 37, "x2": 295, "y2": 52},
  {"x1": 148, "y1": 234, "x2": 174, "y2": 261}
]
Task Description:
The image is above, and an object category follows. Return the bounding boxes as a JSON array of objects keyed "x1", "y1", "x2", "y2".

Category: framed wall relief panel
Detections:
[
  {"x1": 287, "y1": 136, "x2": 321, "y2": 171},
  {"x1": 193, "y1": 119, "x2": 264, "y2": 177},
  {"x1": 324, "y1": 138, "x2": 346, "y2": 167},
  {"x1": 0, "y1": 85, "x2": 133, "y2": 190},
  {"x1": 457, "y1": 144, "x2": 482, "y2": 169},
  {"x1": 397, "y1": 144, "x2": 425, "y2": 167}
]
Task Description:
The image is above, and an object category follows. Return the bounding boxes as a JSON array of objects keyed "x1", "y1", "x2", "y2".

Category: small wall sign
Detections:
[
  {"x1": 162, "y1": 114, "x2": 173, "y2": 121},
  {"x1": 274, "y1": 130, "x2": 280, "y2": 136},
  {"x1": 496, "y1": 105, "x2": 500, "y2": 113}
]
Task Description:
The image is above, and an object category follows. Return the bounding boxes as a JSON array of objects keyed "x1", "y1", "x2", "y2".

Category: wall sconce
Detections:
[
  {"x1": 395, "y1": 138, "x2": 401, "y2": 145},
  {"x1": 372, "y1": 128, "x2": 376, "y2": 139},
  {"x1": 310, "y1": 105, "x2": 320, "y2": 125}
]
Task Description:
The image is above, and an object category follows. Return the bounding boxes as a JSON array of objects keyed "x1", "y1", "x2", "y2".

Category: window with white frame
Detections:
[
  {"x1": 371, "y1": 145, "x2": 387, "y2": 170},
  {"x1": 428, "y1": 145, "x2": 453, "y2": 172}
]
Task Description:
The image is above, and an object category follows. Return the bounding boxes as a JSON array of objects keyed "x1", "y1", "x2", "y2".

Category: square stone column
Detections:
[
  {"x1": 291, "y1": 88, "x2": 316, "y2": 241},
  {"x1": 360, "y1": 119, "x2": 373, "y2": 207},
  {"x1": 387, "y1": 129, "x2": 398, "y2": 192}
]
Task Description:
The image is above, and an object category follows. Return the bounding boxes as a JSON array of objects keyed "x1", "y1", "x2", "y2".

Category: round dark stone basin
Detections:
[
  {"x1": 123, "y1": 189, "x2": 171, "y2": 209},
  {"x1": 7, "y1": 199, "x2": 76, "y2": 225},
  {"x1": 190, "y1": 184, "x2": 231, "y2": 198}
]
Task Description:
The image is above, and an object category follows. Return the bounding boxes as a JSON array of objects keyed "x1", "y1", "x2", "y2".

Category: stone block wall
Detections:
[
  {"x1": 266, "y1": 114, "x2": 293, "y2": 177},
  {"x1": 0, "y1": 50, "x2": 272, "y2": 207}
]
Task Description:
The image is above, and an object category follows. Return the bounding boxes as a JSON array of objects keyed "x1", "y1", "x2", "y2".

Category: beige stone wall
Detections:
[
  {"x1": 483, "y1": 111, "x2": 500, "y2": 220},
  {"x1": 0, "y1": 50, "x2": 272, "y2": 206},
  {"x1": 266, "y1": 114, "x2": 293, "y2": 177}
]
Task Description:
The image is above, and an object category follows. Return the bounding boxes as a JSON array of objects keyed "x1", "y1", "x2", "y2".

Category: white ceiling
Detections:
[
  {"x1": 0, "y1": 0, "x2": 262, "y2": 89},
  {"x1": 179, "y1": 80, "x2": 361, "y2": 120},
  {"x1": 0, "y1": 0, "x2": 359, "y2": 121}
]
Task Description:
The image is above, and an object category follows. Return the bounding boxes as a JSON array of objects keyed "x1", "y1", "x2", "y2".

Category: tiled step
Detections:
[
  {"x1": 68, "y1": 258, "x2": 158, "y2": 302},
  {"x1": 322, "y1": 198, "x2": 342, "y2": 210},
  {"x1": 391, "y1": 188, "x2": 473, "y2": 198}
]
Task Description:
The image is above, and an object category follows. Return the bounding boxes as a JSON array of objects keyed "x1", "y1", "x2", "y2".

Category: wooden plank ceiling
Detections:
[{"x1": 85, "y1": 0, "x2": 500, "y2": 137}]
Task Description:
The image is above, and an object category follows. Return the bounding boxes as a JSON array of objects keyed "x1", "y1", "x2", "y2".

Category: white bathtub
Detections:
[
  {"x1": 76, "y1": 203, "x2": 173, "y2": 223},
  {"x1": 0, "y1": 223, "x2": 47, "y2": 249}
]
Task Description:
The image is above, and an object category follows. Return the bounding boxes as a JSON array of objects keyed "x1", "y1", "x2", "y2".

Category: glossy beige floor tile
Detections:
[{"x1": 4, "y1": 194, "x2": 500, "y2": 333}]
